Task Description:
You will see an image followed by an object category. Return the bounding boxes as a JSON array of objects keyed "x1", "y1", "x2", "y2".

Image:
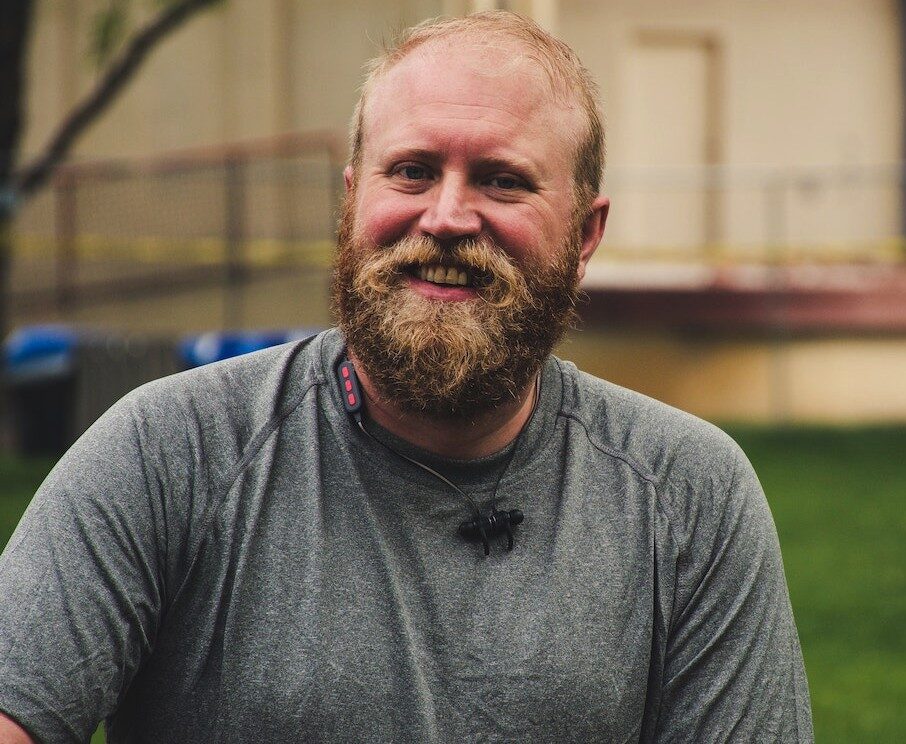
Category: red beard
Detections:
[{"x1": 331, "y1": 200, "x2": 582, "y2": 418}]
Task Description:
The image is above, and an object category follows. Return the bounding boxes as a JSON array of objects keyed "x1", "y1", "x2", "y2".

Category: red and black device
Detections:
[{"x1": 337, "y1": 359, "x2": 363, "y2": 414}]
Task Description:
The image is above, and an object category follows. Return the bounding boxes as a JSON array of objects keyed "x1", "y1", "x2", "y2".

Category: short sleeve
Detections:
[
  {"x1": 0, "y1": 393, "x2": 172, "y2": 743},
  {"x1": 653, "y1": 447, "x2": 814, "y2": 742}
]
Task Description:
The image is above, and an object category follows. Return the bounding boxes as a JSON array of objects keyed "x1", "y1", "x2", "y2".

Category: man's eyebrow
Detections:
[
  {"x1": 378, "y1": 147, "x2": 440, "y2": 165},
  {"x1": 474, "y1": 156, "x2": 543, "y2": 180},
  {"x1": 378, "y1": 148, "x2": 545, "y2": 180}
]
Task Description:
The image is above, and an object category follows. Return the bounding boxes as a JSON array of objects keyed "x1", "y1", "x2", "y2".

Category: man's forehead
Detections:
[
  {"x1": 361, "y1": 35, "x2": 584, "y2": 167},
  {"x1": 390, "y1": 36, "x2": 554, "y2": 88},
  {"x1": 360, "y1": 37, "x2": 582, "y2": 157}
]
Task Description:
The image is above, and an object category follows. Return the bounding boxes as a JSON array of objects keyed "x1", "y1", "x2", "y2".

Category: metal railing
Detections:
[
  {"x1": 10, "y1": 140, "x2": 905, "y2": 316},
  {"x1": 603, "y1": 162, "x2": 905, "y2": 263},
  {"x1": 11, "y1": 131, "x2": 346, "y2": 314}
]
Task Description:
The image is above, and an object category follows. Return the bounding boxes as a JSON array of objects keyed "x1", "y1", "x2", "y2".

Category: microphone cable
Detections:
[{"x1": 337, "y1": 357, "x2": 534, "y2": 555}]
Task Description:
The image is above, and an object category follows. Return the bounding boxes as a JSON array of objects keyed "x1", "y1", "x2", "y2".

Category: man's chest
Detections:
[
  {"x1": 152, "y1": 474, "x2": 653, "y2": 741},
  {"x1": 220, "y1": 542, "x2": 651, "y2": 741},
  {"x1": 129, "y1": 447, "x2": 659, "y2": 742}
]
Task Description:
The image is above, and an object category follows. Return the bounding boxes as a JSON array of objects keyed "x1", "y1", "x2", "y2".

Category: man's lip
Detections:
[{"x1": 405, "y1": 275, "x2": 478, "y2": 301}]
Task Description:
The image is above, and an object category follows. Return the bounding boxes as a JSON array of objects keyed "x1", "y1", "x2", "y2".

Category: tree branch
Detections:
[
  {"x1": 0, "y1": 0, "x2": 33, "y2": 193},
  {"x1": 12, "y1": 0, "x2": 222, "y2": 200}
]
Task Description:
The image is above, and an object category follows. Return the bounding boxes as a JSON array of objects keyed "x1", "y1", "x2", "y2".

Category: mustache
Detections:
[
  {"x1": 352, "y1": 235, "x2": 535, "y2": 311},
  {"x1": 374, "y1": 236, "x2": 499, "y2": 274}
]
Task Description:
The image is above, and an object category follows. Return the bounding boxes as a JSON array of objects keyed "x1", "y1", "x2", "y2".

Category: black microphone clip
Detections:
[{"x1": 458, "y1": 507, "x2": 524, "y2": 555}]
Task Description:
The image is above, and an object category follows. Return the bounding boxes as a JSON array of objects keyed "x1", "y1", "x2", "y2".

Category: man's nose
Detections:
[{"x1": 417, "y1": 174, "x2": 481, "y2": 241}]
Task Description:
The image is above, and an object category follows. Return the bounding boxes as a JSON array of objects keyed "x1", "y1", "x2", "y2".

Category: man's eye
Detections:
[
  {"x1": 396, "y1": 164, "x2": 430, "y2": 181},
  {"x1": 488, "y1": 175, "x2": 523, "y2": 190}
]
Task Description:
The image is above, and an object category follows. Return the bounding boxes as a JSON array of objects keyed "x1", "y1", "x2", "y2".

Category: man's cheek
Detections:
[
  {"x1": 357, "y1": 195, "x2": 423, "y2": 247},
  {"x1": 483, "y1": 207, "x2": 551, "y2": 260}
]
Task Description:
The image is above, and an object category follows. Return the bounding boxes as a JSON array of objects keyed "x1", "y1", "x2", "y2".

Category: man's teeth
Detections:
[{"x1": 417, "y1": 265, "x2": 471, "y2": 286}]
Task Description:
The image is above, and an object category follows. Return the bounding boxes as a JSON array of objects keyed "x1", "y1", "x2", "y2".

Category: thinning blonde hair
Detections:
[{"x1": 348, "y1": 11, "x2": 605, "y2": 207}]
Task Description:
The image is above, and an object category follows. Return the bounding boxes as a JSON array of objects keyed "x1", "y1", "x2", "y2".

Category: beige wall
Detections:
[
  {"x1": 14, "y1": 0, "x2": 906, "y2": 424},
  {"x1": 563, "y1": 330, "x2": 906, "y2": 424},
  {"x1": 562, "y1": 0, "x2": 902, "y2": 169},
  {"x1": 22, "y1": 0, "x2": 445, "y2": 160},
  {"x1": 20, "y1": 0, "x2": 903, "y2": 255},
  {"x1": 562, "y1": 0, "x2": 903, "y2": 254},
  {"x1": 23, "y1": 0, "x2": 902, "y2": 163}
]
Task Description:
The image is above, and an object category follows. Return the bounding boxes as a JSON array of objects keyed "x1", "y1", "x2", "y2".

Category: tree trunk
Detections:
[
  {"x1": 0, "y1": 1, "x2": 33, "y2": 446},
  {"x1": 0, "y1": 0, "x2": 225, "y2": 448},
  {"x1": 13, "y1": 0, "x2": 223, "y2": 200}
]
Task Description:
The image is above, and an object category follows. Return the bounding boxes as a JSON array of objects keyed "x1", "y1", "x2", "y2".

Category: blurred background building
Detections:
[{"x1": 8, "y1": 0, "x2": 906, "y2": 436}]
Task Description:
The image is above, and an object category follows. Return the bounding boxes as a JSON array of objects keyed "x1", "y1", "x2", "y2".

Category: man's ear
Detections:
[
  {"x1": 343, "y1": 165, "x2": 355, "y2": 193},
  {"x1": 577, "y1": 195, "x2": 609, "y2": 282}
]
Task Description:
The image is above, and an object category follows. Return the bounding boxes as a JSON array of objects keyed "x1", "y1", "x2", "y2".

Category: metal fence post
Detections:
[
  {"x1": 54, "y1": 169, "x2": 76, "y2": 309},
  {"x1": 223, "y1": 153, "x2": 246, "y2": 329}
]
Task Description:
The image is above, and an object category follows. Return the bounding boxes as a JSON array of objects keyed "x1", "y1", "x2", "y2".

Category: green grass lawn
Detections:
[
  {"x1": 0, "y1": 455, "x2": 55, "y2": 548},
  {"x1": 1, "y1": 427, "x2": 905, "y2": 741},
  {"x1": 729, "y1": 426, "x2": 906, "y2": 742}
]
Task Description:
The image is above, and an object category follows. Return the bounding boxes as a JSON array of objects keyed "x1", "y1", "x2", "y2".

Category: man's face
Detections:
[
  {"x1": 333, "y1": 40, "x2": 605, "y2": 417},
  {"x1": 351, "y1": 39, "x2": 587, "y2": 276}
]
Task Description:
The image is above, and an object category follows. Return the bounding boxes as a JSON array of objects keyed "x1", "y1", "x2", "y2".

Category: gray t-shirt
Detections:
[{"x1": 0, "y1": 329, "x2": 812, "y2": 743}]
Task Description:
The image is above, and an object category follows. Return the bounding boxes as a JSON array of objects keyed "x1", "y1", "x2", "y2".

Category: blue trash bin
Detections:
[
  {"x1": 4, "y1": 325, "x2": 80, "y2": 456},
  {"x1": 178, "y1": 328, "x2": 322, "y2": 369}
]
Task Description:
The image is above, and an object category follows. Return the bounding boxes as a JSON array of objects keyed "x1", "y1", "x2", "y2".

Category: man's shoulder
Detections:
[
  {"x1": 132, "y1": 328, "x2": 335, "y2": 416},
  {"x1": 555, "y1": 356, "x2": 747, "y2": 500},
  {"x1": 78, "y1": 329, "x2": 337, "y2": 463}
]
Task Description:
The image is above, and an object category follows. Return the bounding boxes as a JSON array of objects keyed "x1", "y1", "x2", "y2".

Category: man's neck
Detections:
[{"x1": 348, "y1": 351, "x2": 539, "y2": 460}]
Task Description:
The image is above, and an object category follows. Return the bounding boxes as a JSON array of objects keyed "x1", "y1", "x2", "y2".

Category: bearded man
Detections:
[{"x1": 0, "y1": 11, "x2": 812, "y2": 744}]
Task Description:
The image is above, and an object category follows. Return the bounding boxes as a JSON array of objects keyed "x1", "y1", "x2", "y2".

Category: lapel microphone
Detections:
[
  {"x1": 458, "y1": 507, "x2": 524, "y2": 553},
  {"x1": 336, "y1": 358, "x2": 524, "y2": 555}
]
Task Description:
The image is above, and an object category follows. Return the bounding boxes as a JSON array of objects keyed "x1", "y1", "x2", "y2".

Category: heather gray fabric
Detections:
[{"x1": 0, "y1": 328, "x2": 812, "y2": 743}]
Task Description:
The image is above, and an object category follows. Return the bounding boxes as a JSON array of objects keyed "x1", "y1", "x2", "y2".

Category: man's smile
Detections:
[
  {"x1": 401, "y1": 261, "x2": 491, "y2": 299},
  {"x1": 412, "y1": 263, "x2": 473, "y2": 286},
  {"x1": 404, "y1": 268, "x2": 480, "y2": 300}
]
